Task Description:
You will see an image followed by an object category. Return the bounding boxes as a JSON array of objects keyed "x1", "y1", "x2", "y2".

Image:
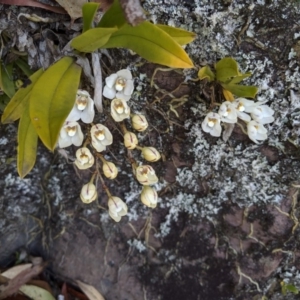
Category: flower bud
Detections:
[
  {"x1": 142, "y1": 147, "x2": 161, "y2": 162},
  {"x1": 136, "y1": 165, "x2": 158, "y2": 185},
  {"x1": 80, "y1": 183, "x2": 97, "y2": 204},
  {"x1": 124, "y1": 131, "x2": 138, "y2": 149},
  {"x1": 108, "y1": 196, "x2": 128, "y2": 222},
  {"x1": 141, "y1": 186, "x2": 158, "y2": 208},
  {"x1": 102, "y1": 161, "x2": 118, "y2": 179},
  {"x1": 131, "y1": 114, "x2": 148, "y2": 132}
]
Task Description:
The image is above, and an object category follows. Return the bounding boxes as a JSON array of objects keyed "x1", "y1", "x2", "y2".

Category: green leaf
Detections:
[
  {"x1": 156, "y1": 24, "x2": 196, "y2": 45},
  {"x1": 71, "y1": 27, "x2": 118, "y2": 52},
  {"x1": 17, "y1": 105, "x2": 38, "y2": 178},
  {"x1": 15, "y1": 57, "x2": 34, "y2": 77},
  {"x1": 101, "y1": 21, "x2": 194, "y2": 68},
  {"x1": 221, "y1": 83, "x2": 258, "y2": 98},
  {"x1": 82, "y1": 2, "x2": 100, "y2": 32},
  {"x1": 198, "y1": 66, "x2": 215, "y2": 81},
  {"x1": 228, "y1": 72, "x2": 252, "y2": 84},
  {"x1": 30, "y1": 57, "x2": 82, "y2": 151},
  {"x1": 285, "y1": 284, "x2": 299, "y2": 294},
  {"x1": 0, "y1": 93, "x2": 10, "y2": 111},
  {"x1": 0, "y1": 63, "x2": 15, "y2": 98},
  {"x1": 19, "y1": 285, "x2": 56, "y2": 300},
  {"x1": 1, "y1": 68, "x2": 44, "y2": 124},
  {"x1": 97, "y1": 0, "x2": 126, "y2": 28},
  {"x1": 215, "y1": 57, "x2": 239, "y2": 82}
]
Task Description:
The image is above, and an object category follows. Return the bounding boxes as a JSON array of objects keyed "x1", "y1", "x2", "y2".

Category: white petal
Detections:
[
  {"x1": 92, "y1": 140, "x2": 106, "y2": 152},
  {"x1": 72, "y1": 129, "x2": 84, "y2": 146},
  {"x1": 116, "y1": 92, "x2": 131, "y2": 101},
  {"x1": 66, "y1": 107, "x2": 81, "y2": 122},
  {"x1": 58, "y1": 136, "x2": 72, "y2": 148},
  {"x1": 81, "y1": 99, "x2": 95, "y2": 123},
  {"x1": 210, "y1": 123, "x2": 222, "y2": 137},
  {"x1": 123, "y1": 80, "x2": 134, "y2": 96},
  {"x1": 237, "y1": 111, "x2": 251, "y2": 122},
  {"x1": 103, "y1": 86, "x2": 116, "y2": 99},
  {"x1": 117, "y1": 69, "x2": 132, "y2": 80},
  {"x1": 105, "y1": 73, "x2": 118, "y2": 88}
]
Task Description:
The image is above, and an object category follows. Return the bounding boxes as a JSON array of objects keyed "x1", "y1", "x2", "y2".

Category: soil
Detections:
[{"x1": 1, "y1": 0, "x2": 300, "y2": 300}]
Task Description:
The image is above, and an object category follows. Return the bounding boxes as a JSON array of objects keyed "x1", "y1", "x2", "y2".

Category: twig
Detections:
[{"x1": 92, "y1": 52, "x2": 103, "y2": 112}]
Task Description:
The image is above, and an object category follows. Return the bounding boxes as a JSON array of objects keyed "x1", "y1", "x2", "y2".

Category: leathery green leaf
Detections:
[
  {"x1": 17, "y1": 105, "x2": 38, "y2": 178},
  {"x1": 30, "y1": 57, "x2": 82, "y2": 151},
  {"x1": 1, "y1": 68, "x2": 44, "y2": 124},
  {"x1": 156, "y1": 24, "x2": 196, "y2": 45},
  {"x1": 97, "y1": 0, "x2": 126, "y2": 28},
  {"x1": 0, "y1": 63, "x2": 15, "y2": 98},
  {"x1": 221, "y1": 83, "x2": 258, "y2": 98},
  {"x1": 215, "y1": 57, "x2": 239, "y2": 82},
  {"x1": 198, "y1": 66, "x2": 215, "y2": 82},
  {"x1": 15, "y1": 57, "x2": 34, "y2": 77},
  {"x1": 71, "y1": 27, "x2": 118, "y2": 53},
  {"x1": 228, "y1": 72, "x2": 252, "y2": 84},
  {"x1": 82, "y1": 2, "x2": 100, "y2": 32},
  {"x1": 102, "y1": 21, "x2": 194, "y2": 68}
]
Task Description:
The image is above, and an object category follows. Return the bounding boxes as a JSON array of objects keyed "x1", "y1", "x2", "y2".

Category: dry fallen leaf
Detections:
[
  {"x1": 55, "y1": 0, "x2": 87, "y2": 21},
  {"x1": 76, "y1": 280, "x2": 105, "y2": 300},
  {"x1": 0, "y1": 261, "x2": 45, "y2": 300},
  {"x1": 1, "y1": 264, "x2": 32, "y2": 279}
]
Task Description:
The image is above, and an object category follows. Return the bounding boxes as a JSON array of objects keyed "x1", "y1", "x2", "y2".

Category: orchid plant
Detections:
[
  {"x1": 198, "y1": 57, "x2": 274, "y2": 143},
  {"x1": 54, "y1": 68, "x2": 161, "y2": 222}
]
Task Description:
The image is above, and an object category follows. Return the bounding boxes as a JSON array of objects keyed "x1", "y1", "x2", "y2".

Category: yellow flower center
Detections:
[
  {"x1": 79, "y1": 152, "x2": 89, "y2": 164},
  {"x1": 237, "y1": 103, "x2": 245, "y2": 112},
  {"x1": 208, "y1": 118, "x2": 216, "y2": 127},
  {"x1": 114, "y1": 100, "x2": 124, "y2": 114},
  {"x1": 94, "y1": 129, "x2": 105, "y2": 141},
  {"x1": 66, "y1": 126, "x2": 77, "y2": 136},
  {"x1": 115, "y1": 77, "x2": 126, "y2": 91},
  {"x1": 76, "y1": 96, "x2": 88, "y2": 110}
]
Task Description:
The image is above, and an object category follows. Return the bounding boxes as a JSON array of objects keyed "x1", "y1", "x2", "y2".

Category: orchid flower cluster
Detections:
[
  {"x1": 58, "y1": 69, "x2": 161, "y2": 222},
  {"x1": 202, "y1": 98, "x2": 275, "y2": 143}
]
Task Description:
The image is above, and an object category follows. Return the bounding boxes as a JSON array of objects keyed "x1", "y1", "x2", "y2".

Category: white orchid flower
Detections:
[
  {"x1": 58, "y1": 121, "x2": 84, "y2": 148},
  {"x1": 74, "y1": 147, "x2": 94, "y2": 170},
  {"x1": 66, "y1": 90, "x2": 95, "y2": 124},
  {"x1": 250, "y1": 105, "x2": 274, "y2": 124},
  {"x1": 103, "y1": 69, "x2": 134, "y2": 101},
  {"x1": 141, "y1": 186, "x2": 158, "y2": 208},
  {"x1": 247, "y1": 120, "x2": 268, "y2": 144},
  {"x1": 90, "y1": 124, "x2": 113, "y2": 152},
  {"x1": 202, "y1": 112, "x2": 222, "y2": 137},
  {"x1": 218, "y1": 101, "x2": 238, "y2": 123},
  {"x1": 111, "y1": 98, "x2": 130, "y2": 122},
  {"x1": 108, "y1": 196, "x2": 128, "y2": 222},
  {"x1": 136, "y1": 165, "x2": 158, "y2": 185},
  {"x1": 233, "y1": 98, "x2": 256, "y2": 122}
]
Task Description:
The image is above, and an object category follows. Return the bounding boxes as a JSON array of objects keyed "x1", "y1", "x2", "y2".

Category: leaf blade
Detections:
[
  {"x1": 0, "y1": 63, "x2": 15, "y2": 98},
  {"x1": 71, "y1": 27, "x2": 118, "y2": 52},
  {"x1": 82, "y1": 2, "x2": 100, "y2": 32},
  {"x1": 156, "y1": 24, "x2": 196, "y2": 45},
  {"x1": 97, "y1": 0, "x2": 126, "y2": 28},
  {"x1": 215, "y1": 57, "x2": 239, "y2": 82},
  {"x1": 17, "y1": 105, "x2": 38, "y2": 178},
  {"x1": 198, "y1": 66, "x2": 215, "y2": 81},
  {"x1": 1, "y1": 68, "x2": 44, "y2": 124},
  {"x1": 221, "y1": 83, "x2": 258, "y2": 98},
  {"x1": 102, "y1": 21, "x2": 194, "y2": 68},
  {"x1": 30, "y1": 57, "x2": 82, "y2": 151}
]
